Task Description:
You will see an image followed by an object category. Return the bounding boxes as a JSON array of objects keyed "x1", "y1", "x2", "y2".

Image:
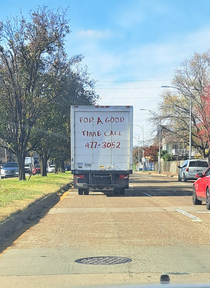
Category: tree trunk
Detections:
[
  {"x1": 55, "y1": 159, "x2": 59, "y2": 174},
  {"x1": 16, "y1": 153, "x2": 26, "y2": 180},
  {"x1": 40, "y1": 151, "x2": 48, "y2": 176},
  {"x1": 60, "y1": 158, "x2": 65, "y2": 173}
]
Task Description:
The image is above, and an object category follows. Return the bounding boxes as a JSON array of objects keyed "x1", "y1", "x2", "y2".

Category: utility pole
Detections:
[
  {"x1": 140, "y1": 109, "x2": 161, "y2": 174},
  {"x1": 189, "y1": 94, "x2": 192, "y2": 159}
]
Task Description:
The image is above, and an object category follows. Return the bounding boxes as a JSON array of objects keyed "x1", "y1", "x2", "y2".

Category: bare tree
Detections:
[{"x1": 158, "y1": 51, "x2": 210, "y2": 157}]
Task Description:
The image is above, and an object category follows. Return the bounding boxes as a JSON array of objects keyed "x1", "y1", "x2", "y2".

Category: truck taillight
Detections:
[
  {"x1": 186, "y1": 168, "x2": 189, "y2": 172},
  {"x1": 74, "y1": 175, "x2": 84, "y2": 179},
  {"x1": 119, "y1": 175, "x2": 129, "y2": 179}
]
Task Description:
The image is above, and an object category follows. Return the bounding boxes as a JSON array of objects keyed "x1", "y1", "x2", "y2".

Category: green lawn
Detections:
[{"x1": 0, "y1": 172, "x2": 73, "y2": 222}]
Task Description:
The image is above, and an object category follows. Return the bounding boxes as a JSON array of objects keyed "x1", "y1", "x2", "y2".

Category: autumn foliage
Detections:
[
  {"x1": 144, "y1": 146, "x2": 159, "y2": 162},
  {"x1": 133, "y1": 145, "x2": 159, "y2": 164},
  {"x1": 196, "y1": 85, "x2": 210, "y2": 147}
]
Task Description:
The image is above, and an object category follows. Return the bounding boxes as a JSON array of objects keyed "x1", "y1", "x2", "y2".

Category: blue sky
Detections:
[{"x1": 1, "y1": 0, "x2": 210, "y2": 146}]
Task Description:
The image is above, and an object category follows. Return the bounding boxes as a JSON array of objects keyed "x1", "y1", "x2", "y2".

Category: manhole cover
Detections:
[{"x1": 75, "y1": 256, "x2": 132, "y2": 265}]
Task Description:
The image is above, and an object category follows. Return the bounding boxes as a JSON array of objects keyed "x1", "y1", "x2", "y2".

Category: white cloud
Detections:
[
  {"x1": 76, "y1": 29, "x2": 112, "y2": 40},
  {"x1": 114, "y1": 0, "x2": 169, "y2": 28},
  {"x1": 69, "y1": 25, "x2": 210, "y2": 145},
  {"x1": 115, "y1": 26, "x2": 210, "y2": 79}
]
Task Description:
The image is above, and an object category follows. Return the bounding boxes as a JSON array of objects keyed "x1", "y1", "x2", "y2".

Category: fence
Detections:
[
  {"x1": 154, "y1": 159, "x2": 210, "y2": 174},
  {"x1": 154, "y1": 160, "x2": 185, "y2": 175}
]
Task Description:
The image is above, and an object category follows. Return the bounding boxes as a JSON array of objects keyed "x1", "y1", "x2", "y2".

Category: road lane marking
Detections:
[
  {"x1": 176, "y1": 209, "x2": 202, "y2": 222},
  {"x1": 143, "y1": 192, "x2": 152, "y2": 197}
]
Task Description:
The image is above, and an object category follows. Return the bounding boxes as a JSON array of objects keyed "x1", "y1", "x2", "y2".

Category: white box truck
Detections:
[
  {"x1": 25, "y1": 156, "x2": 34, "y2": 174},
  {"x1": 71, "y1": 105, "x2": 133, "y2": 195}
]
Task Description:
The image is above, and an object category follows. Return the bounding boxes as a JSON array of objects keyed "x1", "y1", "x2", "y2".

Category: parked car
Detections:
[
  {"x1": 193, "y1": 166, "x2": 210, "y2": 209},
  {"x1": 65, "y1": 165, "x2": 71, "y2": 171},
  {"x1": 32, "y1": 164, "x2": 41, "y2": 175},
  {"x1": 1, "y1": 162, "x2": 19, "y2": 178},
  {"x1": 24, "y1": 164, "x2": 32, "y2": 174},
  {"x1": 47, "y1": 164, "x2": 55, "y2": 173},
  {"x1": 178, "y1": 159, "x2": 208, "y2": 182}
]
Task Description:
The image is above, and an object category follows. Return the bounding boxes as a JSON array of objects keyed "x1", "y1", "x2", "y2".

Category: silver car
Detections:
[
  {"x1": 47, "y1": 164, "x2": 55, "y2": 173},
  {"x1": 178, "y1": 159, "x2": 208, "y2": 182},
  {"x1": 1, "y1": 162, "x2": 19, "y2": 179}
]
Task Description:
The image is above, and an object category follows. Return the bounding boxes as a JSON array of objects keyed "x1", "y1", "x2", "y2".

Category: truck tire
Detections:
[
  {"x1": 113, "y1": 188, "x2": 119, "y2": 195},
  {"x1": 119, "y1": 188, "x2": 125, "y2": 195},
  {"x1": 84, "y1": 188, "x2": 89, "y2": 195},
  {"x1": 192, "y1": 186, "x2": 202, "y2": 205},
  {"x1": 78, "y1": 188, "x2": 83, "y2": 195}
]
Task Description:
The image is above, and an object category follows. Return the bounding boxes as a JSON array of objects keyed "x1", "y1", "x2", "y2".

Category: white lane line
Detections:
[
  {"x1": 143, "y1": 192, "x2": 152, "y2": 197},
  {"x1": 129, "y1": 185, "x2": 134, "y2": 188},
  {"x1": 176, "y1": 209, "x2": 201, "y2": 222}
]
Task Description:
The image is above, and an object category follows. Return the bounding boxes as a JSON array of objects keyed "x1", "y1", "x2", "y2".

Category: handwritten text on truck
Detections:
[{"x1": 78, "y1": 116, "x2": 126, "y2": 149}]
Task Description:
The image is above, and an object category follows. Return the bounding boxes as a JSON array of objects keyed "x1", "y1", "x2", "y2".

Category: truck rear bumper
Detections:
[
  {"x1": 75, "y1": 183, "x2": 127, "y2": 189},
  {"x1": 74, "y1": 171, "x2": 130, "y2": 190}
]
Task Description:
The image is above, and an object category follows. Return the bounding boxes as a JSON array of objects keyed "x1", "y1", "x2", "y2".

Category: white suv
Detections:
[{"x1": 178, "y1": 159, "x2": 208, "y2": 182}]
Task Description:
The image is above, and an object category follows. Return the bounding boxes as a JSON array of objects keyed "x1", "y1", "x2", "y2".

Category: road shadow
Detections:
[
  {"x1": 104, "y1": 186, "x2": 193, "y2": 197},
  {"x1": 129, "y1": 178, "x2": 195, "y2": 185}
]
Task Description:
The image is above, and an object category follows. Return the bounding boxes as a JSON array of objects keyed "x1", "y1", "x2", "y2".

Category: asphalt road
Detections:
[{"x1": 1, "y1": 172, "x2": 210, "y2": 288}]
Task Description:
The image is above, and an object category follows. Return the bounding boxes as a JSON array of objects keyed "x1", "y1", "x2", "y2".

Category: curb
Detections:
[
  {"x1": 0, "y1": 182, "x2": 73, "y2": 251},
  {"x1": 148, "y1": 173, "x2": 177, "y2": 177},
  {"x1": 135, "y1": 171, "x2": 178, "y2": 178}
]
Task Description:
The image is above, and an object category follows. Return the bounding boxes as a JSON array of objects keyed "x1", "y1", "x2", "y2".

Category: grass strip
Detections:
[{"x1": 0, "y1": 172, "x2": 73, "y2": 222}]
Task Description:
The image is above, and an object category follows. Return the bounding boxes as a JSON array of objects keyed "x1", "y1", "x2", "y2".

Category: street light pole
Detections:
[
  {"x1": 189, "y1": 94, "x2": 192, "y2": 160},
  {"x1": 134, "y1": 124, "x2": 144, "y2": 171},
  {"x1": 137, "y1": 136, "x2": 140, "y2": 171},
  {"x1": 140, "y1": 109, "x2": 161, "y2": 174},
  {"x1": 158, "y1": 130, "x2": 161, "y2": 174}
]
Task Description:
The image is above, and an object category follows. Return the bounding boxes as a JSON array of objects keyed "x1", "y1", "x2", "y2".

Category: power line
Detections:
[
  {"x1": 96, "y1": 87, "x2": 163, "y2": 89},
  {"x1": 97, "y1": 79, "x2": 172, "y2": 83},
  {"x1": 100, "y1": 96, "x2": 159, "y2": 99}
]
